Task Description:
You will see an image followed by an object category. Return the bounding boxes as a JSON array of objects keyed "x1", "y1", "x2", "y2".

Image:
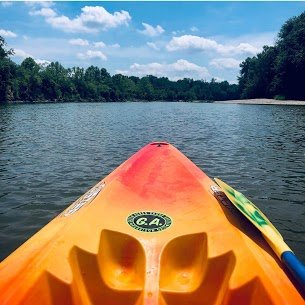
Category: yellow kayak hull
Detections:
[{"x1": 0, "y1": 143, "x2": 303, "y2": 304}]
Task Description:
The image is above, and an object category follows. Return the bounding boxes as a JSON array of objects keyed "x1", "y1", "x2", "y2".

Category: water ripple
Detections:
[{"x1": 0, "y1": 102, "x2": 305, "y2": 262}]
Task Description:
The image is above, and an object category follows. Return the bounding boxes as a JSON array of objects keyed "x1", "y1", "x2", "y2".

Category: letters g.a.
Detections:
[{"x1": 127, "y1": 211, "x2": 172, "y2": 232}]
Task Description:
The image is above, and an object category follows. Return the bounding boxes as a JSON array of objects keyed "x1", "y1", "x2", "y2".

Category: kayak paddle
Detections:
[{"x1": 214, "y1": 178, "x2": 305, "y2": 289}]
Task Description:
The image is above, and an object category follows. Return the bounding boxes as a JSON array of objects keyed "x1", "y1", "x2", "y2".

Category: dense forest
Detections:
[
  {"x1": 1, "y1": 11, "x2": 305, "y2": 103},
  {"x1": 238, "y1": 11, "x2": 305, "y2": 100},
  {"x1": 0, "y1": 37, "x2": 239, "y2": 103}
]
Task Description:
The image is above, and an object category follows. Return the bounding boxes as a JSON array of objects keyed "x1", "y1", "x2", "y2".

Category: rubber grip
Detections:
[{"x1": 281, "y1": 251, "x2": 305, "y2": 289}]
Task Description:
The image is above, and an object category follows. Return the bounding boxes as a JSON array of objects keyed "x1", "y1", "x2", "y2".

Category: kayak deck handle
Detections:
[{"x1": 150, "y1": 142, "x2": 169, "y2": 147}]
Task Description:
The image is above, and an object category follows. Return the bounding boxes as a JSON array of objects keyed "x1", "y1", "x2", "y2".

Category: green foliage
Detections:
[
  {"x1": 2, "y1": 10, "x2": 305, "y2": 103},
  {"x1": 0, "y1": 35, "x2": 239, "y2": 103},
  {"x1": 239, "y1": 12, "x2": 305, "y2": 100},
  {"x1": 0, "y1": 37, "x2": 16, "y2": 102},
  {"x1": 0, "y1": 36, "x2": 14, "y2": 60}
]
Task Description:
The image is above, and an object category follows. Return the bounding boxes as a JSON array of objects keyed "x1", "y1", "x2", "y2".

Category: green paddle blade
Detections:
[
  {"x1": 214, "y1": 178, "x2": 282, "y2": 238},
  {"x1": 215, "y1": 178, "x2": 305, "y2": 290}
]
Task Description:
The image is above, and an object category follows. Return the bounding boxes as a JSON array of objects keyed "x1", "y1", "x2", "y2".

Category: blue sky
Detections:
[{"x1": 1, "y1": 1, "x2": 305, "y2": 83}]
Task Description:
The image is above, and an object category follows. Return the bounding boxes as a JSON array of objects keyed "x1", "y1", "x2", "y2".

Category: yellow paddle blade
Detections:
[{"x1": 214, "y1": 178, "x2": 283, "y2": 238}]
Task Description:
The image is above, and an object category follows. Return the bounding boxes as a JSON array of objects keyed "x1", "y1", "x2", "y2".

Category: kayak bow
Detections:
[{"x1": 0, "y1": 142, "x2": 303, "y2": 305}]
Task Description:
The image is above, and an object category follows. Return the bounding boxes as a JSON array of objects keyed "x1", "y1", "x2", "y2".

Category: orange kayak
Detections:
[{"x1": 0, "y1": 142, "x2": 303, "y2": 304}]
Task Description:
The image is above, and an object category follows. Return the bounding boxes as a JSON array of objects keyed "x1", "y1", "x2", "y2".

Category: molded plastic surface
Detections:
[{"x1": 0, "y1": 143, "x2": 303, "y2": 304}]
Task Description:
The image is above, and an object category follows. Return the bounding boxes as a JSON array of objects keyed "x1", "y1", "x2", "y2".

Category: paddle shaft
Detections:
[
  {"x1": 282, "y1": 252, "x2": 305, "y2": 289},
  {"x1": 214, "y1": 178, "x2": 305, "y2": 291}
]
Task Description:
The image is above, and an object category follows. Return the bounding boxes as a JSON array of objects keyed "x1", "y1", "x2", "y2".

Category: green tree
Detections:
[
  {"x1": 111, "y1": 74, "x2": 136, "y2": 101},
  {"x1": 0, "y1": 36, "x2": 15, "y2": 102},
  {"x1": 17, "y1": 58, "x2": 42, "y2": 101},
  {"x1": 273, "y1": 12, "x2": 305, "y2": 99},
  {"x1": 136, "y1": 77, "x2": 155, "y2": 101},
  {"x1": 0, "y1": 35, "x2": 241, "y2": 103},
  {"x1": 40, "y1": 62, "x2": 71, "y2": 101},
  {"x1": 0, "y1": 36, "x2": 13, "y2": 60},
  {"x1": 238, "y1": 46, "x2": 278, "y2": 99},
  {"x1": 239, "y1": 11, "x2": 305, "y2": 100}
]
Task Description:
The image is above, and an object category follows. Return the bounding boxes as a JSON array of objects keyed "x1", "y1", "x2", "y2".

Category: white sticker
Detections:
[{"x1": 63, "y1": 181, "x2": 105, "y2": 217}]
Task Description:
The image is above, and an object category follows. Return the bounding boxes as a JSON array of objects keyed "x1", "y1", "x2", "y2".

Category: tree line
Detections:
[
  {"x1": 1, "y1": 10, "x2": 305, "y2": 103},
  {"x1": 238, "y1": 11, "x2": 305, "y2": 100},
  {"x1": 0, "y1": 37, "x2": 239, "y2": 103}
]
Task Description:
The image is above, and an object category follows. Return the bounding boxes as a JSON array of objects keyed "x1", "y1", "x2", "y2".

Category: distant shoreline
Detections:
[
  {"x1": 215, "y1": 98, "x2": 305, "y2": 105},
  {"x1": 2, "y1": 98, "x2": 305, "y2": 105}
]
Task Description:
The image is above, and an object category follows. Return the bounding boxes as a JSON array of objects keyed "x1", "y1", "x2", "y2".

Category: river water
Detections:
[{"x1": 0, "y1": 102, "x2": 305, "y2": 262}]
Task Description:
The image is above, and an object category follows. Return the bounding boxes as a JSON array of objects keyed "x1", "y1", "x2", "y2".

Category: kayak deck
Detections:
[{"x1": 0, "y1": 142, "x2": 303, "y2": 304}]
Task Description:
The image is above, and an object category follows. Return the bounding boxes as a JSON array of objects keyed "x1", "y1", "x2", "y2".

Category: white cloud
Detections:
[
  {"x1": 0, "y1": 29, "x2": 17, "y2": 38},
  {"x1": 77, "y1": 50, "x2": 107, "y2": 61},
  {"x1": 110, "y1": 43, "x2": 120, "y2": 48},
  {"x1": 79, "y1": 6, "x2": 131, "y2": 29},
  {"x1": 225, "y1": 32, "x2": 277, "y2": 50},
  {"x1": 46, "y1": 14, "x2": 87, "y2": 33},
  {"x1": 13, "y1": 47, "x2": 51, "y2": 66},
  {"x1": 172, "y1": 30, "x2": 185, "y2": 36},
  {"x1": 234, "y1": 43, "x2": 259, "y2": 55},
  {"x1": 1, "y1": 2, "x2": 13, "y2": 7},
  {"x1": 116, "y1": 69, "x2": 128, "y2": 75},
  {"x1": 29, "y1": 7, "x2": 56, "y2": 17},
  {"x1": 139, "y1": 23, "x2": 164, "y2": 37},
  {"x1": 190, "y1": 26, "x2": 198, "y2": 32},
  {"x1": 146, "y1": 42, "x2": 160, "y2": 51},
  {"x1": 69, "y1": 38, "x2": 89, "y2": 46},
  {"x1": 210, "y1": 58, "x2": 241, "y2": 69},
  {"x1": 166, "y1": 35, "x2": 260, "y2": 55},
  {"x1": 116, "y1": 59, "x2": 209, "y2": 81},
  {"x1": 213, "y1": 76, "x2": 225, "y2": 82},
  {"x1": 13, "y1": 49, "x2": 32, "y2": 58},
  {"x1": 93, "y1": 41, "x2": 106, "y2": 48},
  {"x1": 228, "y1": 79, "x2": 238, "y2": 85},
  {"x1": 35, "y1": 59, "x2": 51, "y2": 67},
  {"x1": 167, "y1": 35, "x2": 218, "y2": 51},
  {"x1": 92, "y1": 41, "x2": 120, "y2": 48},
  {"x1": 30, "y1": 6, "x2": 131, "y2": 33},
  {"x1": 9, "y1": 37, "x2": 75, "y2": 65}
]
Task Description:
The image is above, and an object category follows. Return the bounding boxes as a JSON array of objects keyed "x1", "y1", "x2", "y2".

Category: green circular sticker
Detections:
[{"x1": 127, "y1": 211, "x2": 172, "y2": 232}]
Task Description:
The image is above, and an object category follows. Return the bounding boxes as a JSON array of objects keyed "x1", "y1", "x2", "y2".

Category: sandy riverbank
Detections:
[{"x1": 215, "y1": 98, "x2": 305, "y2": 105}]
